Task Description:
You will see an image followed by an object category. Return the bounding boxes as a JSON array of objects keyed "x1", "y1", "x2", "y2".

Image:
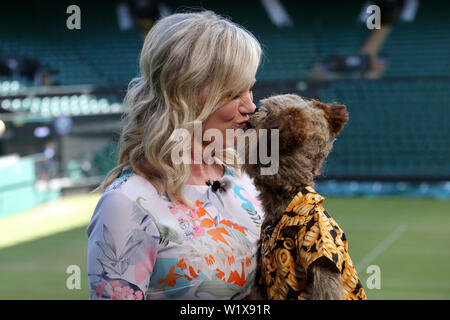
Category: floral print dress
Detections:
[{"x1": 86, "y1": 165, "x2": 264, "y2": 300}]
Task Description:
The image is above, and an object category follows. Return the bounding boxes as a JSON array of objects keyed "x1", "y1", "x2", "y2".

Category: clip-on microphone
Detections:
[{"x1": 205, "y1": 176, "x2": 232, "y2": 193}]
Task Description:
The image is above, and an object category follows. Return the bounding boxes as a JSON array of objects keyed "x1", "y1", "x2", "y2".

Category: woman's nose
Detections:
[{"x1": 239, "y1": 92, "x2": 256, "y2": 114}]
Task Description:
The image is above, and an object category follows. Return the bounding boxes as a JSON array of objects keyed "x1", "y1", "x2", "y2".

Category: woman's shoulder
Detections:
[
  {"x1": 91, "y1": 166, "x2": 167, "y2": 223},
  {"x1": 87, "y1": 166, "x2": 164, "y2": 238},
  {"x1": 104, "y1": 165, "x2": 161, "y2": 201}
]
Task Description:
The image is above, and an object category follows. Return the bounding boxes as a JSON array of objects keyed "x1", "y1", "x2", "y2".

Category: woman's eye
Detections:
[
  {"x1": 233, "y1": 87, "x2": 253, "y2": 100},
  {"x1": 232, "y1": 86, "x2": 253, "y2": 100}
]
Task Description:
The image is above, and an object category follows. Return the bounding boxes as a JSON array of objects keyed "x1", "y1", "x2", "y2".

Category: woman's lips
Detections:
[{"x1": 236, "y1": 121, "x2": 249, "y2": 129}]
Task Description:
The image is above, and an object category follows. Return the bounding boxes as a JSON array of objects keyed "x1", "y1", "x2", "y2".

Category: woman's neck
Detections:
[
  {"x1": 185, "y1": 137, "x2": 225, "y2": 185},
  {"x1": 186, "y1": 162, "x2": 225, "y2": 185},
  {"x1": 136, "y1": 138, "x2": 225, "y2": 186}
]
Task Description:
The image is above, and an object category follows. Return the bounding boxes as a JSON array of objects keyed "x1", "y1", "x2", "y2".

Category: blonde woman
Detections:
[{"x1": 87, "y1": 10, "x2": 265, "y2": 300}]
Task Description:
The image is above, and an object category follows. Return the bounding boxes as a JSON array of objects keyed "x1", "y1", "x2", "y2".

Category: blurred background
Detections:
[{"x1": 0, "y1": 0, "x2": 448, "y2": 299}]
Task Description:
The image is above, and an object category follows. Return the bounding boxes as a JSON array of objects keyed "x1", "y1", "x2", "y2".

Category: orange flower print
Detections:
[
  {"x1": 195, "y1": 200, "x2": 205, "y2": 207},
  {"x1": 200, "y1": 218, "x2": 215, "y2": 228},
  {"x1": 157, "y1": 266, "x2": 183, "y2": 287},
  {"x1": 227, "y1": 261, "x2": 246, "y2": 286},
  {"x1": 176, "y1": 258, "x2": 187, "y2": 270},
  {"x1": 216, "y1": 268, "x2": 225, "y2": 280},
  {"x1": 204, "y1": 254, "x2": 215, "y2": 266},
  {"x1": 232, "y1": 223, "x2": 247, "y2": 236},
  {"x1": 207, "y1": 227, "x2": 230, "y2": 245},
  {"x1": 194, "y1": 201, "x2": 217, "y2": 221},
  {"x1": 218, "y1": 219, "x2": 246, "y2": 236},
  {"x1": 219, "y1": 219, "x2": 233, "y2": 228},
  {"x1": 189, "y1": 265, "x2": 200, "y2": 278}
]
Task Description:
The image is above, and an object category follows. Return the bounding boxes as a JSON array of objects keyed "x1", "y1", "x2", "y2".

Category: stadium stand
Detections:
[
  {"x1": 319, "y1": 80, "x2": 450, "y2": 179},
  {"x1": 1, "y1": 1, "x2": 448, "y2": 84},
  {"x1": 379, "y1": 1, "x2": 450, "y2": 77},
  {"x1": 0, "y1": 1, "x2": 141, "y2": 87}
]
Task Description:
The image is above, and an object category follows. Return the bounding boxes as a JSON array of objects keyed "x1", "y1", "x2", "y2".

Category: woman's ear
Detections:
[
  {"x1": 264, "y1": 106, "x2": 308, "y2": 153},
  {"x1": 312, "y1": 100, "x2": 349, "y2": 137}
]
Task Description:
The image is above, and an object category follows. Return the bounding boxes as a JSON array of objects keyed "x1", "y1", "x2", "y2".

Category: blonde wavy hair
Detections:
[{"x1": 94, "y1": 10, "x2": 262, "y2": 207}]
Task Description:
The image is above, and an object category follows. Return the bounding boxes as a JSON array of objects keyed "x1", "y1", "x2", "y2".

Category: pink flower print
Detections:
[
  {"x1": 104, "y1": 282, "x2": 144, "y2": 300},
  {"x1": 177, "y1": 201, "x2": 193, "y2": 213},
  {"x1": 95, "y1": 281, "x2": 108, "y2": 298},
  {"x1": 133, "y1": 291, "x2": 143, "y2": 300},
  {"x1": 193, "y1": 225, "x2": 204, "y2": 237},
  {"x1": 120, "y1": 286, "x2": 134, "y2": 299},
  {"x1": 134, "y1": 244, "x2": 157, "y2": 285},
  {"x1": 121, "y1": 286, "x2": 133, "y2": 296},
  {"x1": 188, "y1": 211, "x2": 200, "y2": 221},
  {"x1": 111, "y1": 289, "x2": 122, "y2": 300},
  {"x1": 109, "y1": 280, "x2": 121, "y2": 288},
  {"x1": 168, "y1": 206, "x2": 178, "y2": 215}
]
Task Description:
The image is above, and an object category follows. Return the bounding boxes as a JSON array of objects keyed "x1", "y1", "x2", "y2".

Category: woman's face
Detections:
[{"x1": 200, "y1": 79, "x2": 257, "y2": 148}]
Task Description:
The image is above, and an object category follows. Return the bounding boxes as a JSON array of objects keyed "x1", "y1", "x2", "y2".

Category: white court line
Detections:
[{"x1": 356, "y1": 224, "x2": 407, "y2": 271}]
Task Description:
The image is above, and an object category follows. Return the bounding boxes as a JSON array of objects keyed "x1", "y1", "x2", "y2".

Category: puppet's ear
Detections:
[
  {"x1": 313, "y1": 100, "x2": 349, "y2": 137},
  {"x1": 264, "y1": 106, "x2": 308, "y2": 152}
]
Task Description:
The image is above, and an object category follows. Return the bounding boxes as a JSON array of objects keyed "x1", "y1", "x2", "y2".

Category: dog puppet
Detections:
[{"x1": 242, "y1": 94, "x2": 367, "y2": 300}]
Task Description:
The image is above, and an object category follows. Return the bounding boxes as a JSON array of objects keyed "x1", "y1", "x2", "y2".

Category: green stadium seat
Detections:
[{"x1": 319, "y1": 80, "x2": 449, "y2": 179}]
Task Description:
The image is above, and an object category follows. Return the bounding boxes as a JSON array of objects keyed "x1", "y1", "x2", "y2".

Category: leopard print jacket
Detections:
[{"x1": 258, "y1": 186, "x2": 367, "y2": 300}]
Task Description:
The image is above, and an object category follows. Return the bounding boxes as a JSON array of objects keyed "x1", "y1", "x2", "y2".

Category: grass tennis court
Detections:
[{"x1": 0, "y1": 194, "x2": 449, "y2": 299}]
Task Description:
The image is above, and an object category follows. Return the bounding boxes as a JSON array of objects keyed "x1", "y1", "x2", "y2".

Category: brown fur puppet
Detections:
[{"x1": 242, "y1": 94, "x2": 367, "y2": 300}]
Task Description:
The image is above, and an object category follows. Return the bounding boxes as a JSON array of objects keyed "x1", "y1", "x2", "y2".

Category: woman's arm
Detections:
[{"x1": 87, "y1": 190, "x2": 159, "y2": 300}]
